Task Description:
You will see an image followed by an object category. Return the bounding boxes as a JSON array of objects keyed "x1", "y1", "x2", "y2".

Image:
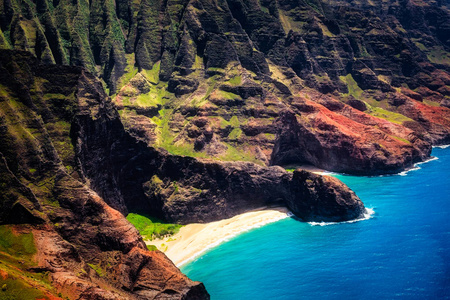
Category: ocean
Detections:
[{"x1": 182, "y1": 147, "x2": 450, "y2": 299}]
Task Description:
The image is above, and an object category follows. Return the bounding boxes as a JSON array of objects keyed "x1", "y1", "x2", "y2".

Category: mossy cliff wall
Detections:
[
  {"x1": 1, "y1": 0, "x2": 448, "y2": 94},
  {"x1": 1, "y1": 0, "x2": 449, "y2": 175},
  {"x1": 0, "y1": 50, "x2": 209, "y2": 299},
  {"x1": 0, "y1": 47, "x2": 368, "y2": 297}
]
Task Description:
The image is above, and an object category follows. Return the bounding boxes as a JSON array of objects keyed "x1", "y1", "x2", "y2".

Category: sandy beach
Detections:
[
  {"x1": 283, "y1": 164, "x2": 329, "y2": 175},
  {"x1": 146, "y1": 207, "x2": 292, "y2": 267}
]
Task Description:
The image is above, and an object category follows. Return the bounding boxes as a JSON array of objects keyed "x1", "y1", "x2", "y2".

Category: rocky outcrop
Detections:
[
  {"x1": 1, "y1": 0, "x2": 450, "y2": 175},
  {"x1": 270, "y1": 106, "x2": 432, "y2": 175},
  {"x1": 0, "y1": 49, "x2": 368, "y2": 298},
  {"x1": 288, "y1": 170, "x2": 364, "y2": 222},
  {"x1": 67, "y1": 50, "x2": 365, "y2": 223},
  {"x1": 0, "y1": 50, "x2": 209, "y2": 299}
]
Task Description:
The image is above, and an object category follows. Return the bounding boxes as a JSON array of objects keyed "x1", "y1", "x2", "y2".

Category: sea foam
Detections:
[
  {"x1": 308, "y1": 207, "x2": 375, "y2": 227},
  {"x1": 398, "y1": 156, "x2": 439, "y2": 176}
]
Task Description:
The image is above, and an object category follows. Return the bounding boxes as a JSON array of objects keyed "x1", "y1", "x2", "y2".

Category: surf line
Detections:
[{"x1": 308, "y1": 207, "x2": 375, "y2": 227}]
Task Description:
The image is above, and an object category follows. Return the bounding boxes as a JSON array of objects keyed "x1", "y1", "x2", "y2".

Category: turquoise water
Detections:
[{"x1": 182, "y1": 147, "x2": 450, "y2": 299}]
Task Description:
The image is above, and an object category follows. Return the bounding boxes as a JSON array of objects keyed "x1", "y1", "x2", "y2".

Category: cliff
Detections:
[
  {"x1": 1, "y1": 0, "x2": 449, "y2": 174},
  {"x1": 1, "y1": 0, "x2": 450, "y2": 297},
  {"x1": 0, "y1": 50, "x2": 209, "y2": 299},
  {"x1": 0, "y1": 49, "x2": 364, "y2": 298}
]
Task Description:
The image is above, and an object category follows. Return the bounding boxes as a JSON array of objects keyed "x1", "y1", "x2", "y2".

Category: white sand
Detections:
[
  {"x1": 146, "y1": 207, "x2": 291, "y2": 267},
  {"x1": 283, "y1": 164, "x2": 329, "y2": 175}
]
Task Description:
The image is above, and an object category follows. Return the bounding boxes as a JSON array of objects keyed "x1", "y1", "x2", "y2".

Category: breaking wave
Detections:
[
  {"x1": 308, "y1": 207, "x2": 375, "y2": 226},
  {"x1": 398, "y1": 156, "x2": 439, "y2": 176}
]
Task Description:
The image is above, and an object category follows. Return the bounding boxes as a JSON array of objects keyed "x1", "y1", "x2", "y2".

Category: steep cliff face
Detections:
[
  {"x1": 69, "y1": 50, "x2": 364, "y2": 224},
  {"x1": 0, "y1": 49, "x2": 367, "y2": 298},
  {"x1": 0, "y1": 50, "x2": 209, "y2": 299},
  {"x1": 1, "y1": 0, "x2": 449, "y2": 295},
  {"x1": 1, "y1": 0, "x2": 449, "y2": 175}
]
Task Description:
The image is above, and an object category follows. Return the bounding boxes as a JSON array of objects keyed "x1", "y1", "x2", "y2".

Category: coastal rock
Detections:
[
  {"x1": 0, "y1": 50, "x2": 209, "y2": 299},
  {"x1": 0, "y1": 49, "x2": 368, "y2": 298},
  {"x1": 65, "y1": 60, "x2": 365, "y2": 223},
  {"x1": 270, "y1": 105, "x2": 432, "y2": 175},
  {"x1": 1, "y1": 0, "x2": 450, "y2": 293},
  {"x1": 2, "y1": 0, "x2": 449, "y2": 175},
  {"x1": 288, "y1": 170, "x2": 365, "y2": 222}
]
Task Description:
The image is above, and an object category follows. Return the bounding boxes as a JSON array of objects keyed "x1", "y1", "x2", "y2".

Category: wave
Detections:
[
  {"x1": 322, "y1": 171, "x2": 339, "y2": 176},
  {"x1": 177, "y1": 211, "x2": 292, "y2": 267},
  {"x1": 434, "y1": 144, "x2": 450, "y2": 149},
  {"x1": 398, "y1": 156, "x2": 439, "y2": 176},
  {"x1": 308, "y1": 207, "x2": 375, "y2": 227}
]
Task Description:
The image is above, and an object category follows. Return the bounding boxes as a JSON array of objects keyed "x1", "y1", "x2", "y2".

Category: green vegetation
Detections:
[
  {"x1": 191, "y1": 75, "x2": 220, "y2": 108},
  {"x1": 126, "y1": 213, "x2": 183, "y2": 241},
  {"x1": 228, "y1": 128, "x2": 242, "y2": 140},
  {"x1": 319, "y1": 23, "x2": 334, "y2": 37},
  {"x1": 160, "y1": 243, "x2": 168, "y2": 252},
  {"x1": 0, "y1": 226, "x2": 57, "y2": 299},
  {"x1": 0, "y1": 226, "x2": 36, "y2": 265},
  {"x1": 134, "y1": 84, "x2": 169, "y2": 107},
  {"x1": 412, "y1": 41, "x2": 450, "y2": 66},
  {"x1": 116, "y1": 54, "x2": 139, "y2": 91},
  {"x1": 359, "y1": 44, "x2": 371, "y2": 58},
  {"x1": 377, "y1": 75, "x2": 391, "y2": 85},
  {"x1": 44, "y1": 120, "x2": 74, "y2": 168},
  {"x1": 229, "y1": 115, "x2": 240, "y2": 127},
  {"x1": 423, "y1": 99, "x2": 441, "y2": 107},
  {"x1": 427, "y1": 47, "x2": 450, "y2": 66},
  {"x1": 218, "y1": 142, "x2": 261, "y2": 164},
  {"x1": 414, "y1": 41, "x2": 427, "y2": 51},
  {"x1": 87, "y1": 263, "x2": 105, "y2": 277},
  {"x1": 278, "y1": 10, "x2": 307, "y2": 34},
  {"x1": 228, "y1": 75, "x2": 242, "y2": 86},
  {"x1": 367, "y1": 106, "x2": 413, "y2": 125},
  {"x1": 146, "y1": 245, "x2": 158, "y2": 251},
  {"x1": 345, "y1": 91, "x2": 415, "y2": 126},
  {"x1": 141, "y1": 61, "x2": 161, "y2": 84},
  {"x1": 153, "y1": 109, "x2": 206, "y2": 158},
  {"x1": 392, "y1": 135, "x2": 411, "y2": 144},
  {"x1": 340, "y1": 74, "x2": 364, "y2": 98},
  {"x1": 219, "y1": 115, "x2": 241, "y2": 129},
  {"x1": 0, "y1": 29, "x2": 12, "y2": 49},
  {"x1": 172, "y1": 181, "x2": 179, "y2": 194},
  {"x1": 263, "y1": 133, "x2": 276, "y2": 141},
  {"x1": 0, "y1": 275, "x2": 48, "y2": 300},
  {"x1": 218, "y1": 90, "x2": 240, "y2": 100}
]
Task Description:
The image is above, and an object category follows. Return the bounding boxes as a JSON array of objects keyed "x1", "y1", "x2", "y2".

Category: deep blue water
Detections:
[{"x1": 182, "y1": 147, "x2": 450, "y2": 299}]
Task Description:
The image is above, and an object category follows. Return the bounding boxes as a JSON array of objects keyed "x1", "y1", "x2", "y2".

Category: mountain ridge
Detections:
[
  {"x1": 1, "y1": 0, "x2": 450, "y2": 298},
  {"x1": 0, "y1": 49, "x2": 364, "y2": 299}
]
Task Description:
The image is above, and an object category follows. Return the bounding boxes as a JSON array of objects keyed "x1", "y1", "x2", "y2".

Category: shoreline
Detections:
[
  {"x1": 433, "y1": 144, "x2": 450, "y2": 149},
  {"x1": 147, "y1": 147, "x2": 448, "y2": 267},
  {"x1": 283, "y1": 164, "x2": 329, "y2": 175},
  {"x1": 146, "y1": 207, "x2": 292, "y2": 267}
]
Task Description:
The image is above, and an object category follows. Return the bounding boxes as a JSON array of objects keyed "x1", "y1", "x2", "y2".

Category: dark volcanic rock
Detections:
[
  {"x1": 146, "y1": 158, "x2": 365, "y2": 223},
  {"x1": 347, "y1": 97, "x2": 367, "y2": 111},
  {"x1": 71, "y1": 74, "x2": 365, "y2": 223},
  {"x1": 168, "y1": 75, "x2": 200, "y2": 96},
  {"x1": 3, "y1": 0, "x2": 450, "y2": 177},
  {"x1": 0, "y1": 50, "x2": 209, "y2": 300},
  {"x1": 0, "y1": 50, "x2": 366, "y2": 296},
  {"x1": 288, "y1": 170, "x2": 364, "y2": 222}
]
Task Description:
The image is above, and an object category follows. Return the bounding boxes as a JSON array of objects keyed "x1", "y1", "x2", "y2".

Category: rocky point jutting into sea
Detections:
[{"x1": 0, "y1": 0, "x2": 449, "y2": 298}]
